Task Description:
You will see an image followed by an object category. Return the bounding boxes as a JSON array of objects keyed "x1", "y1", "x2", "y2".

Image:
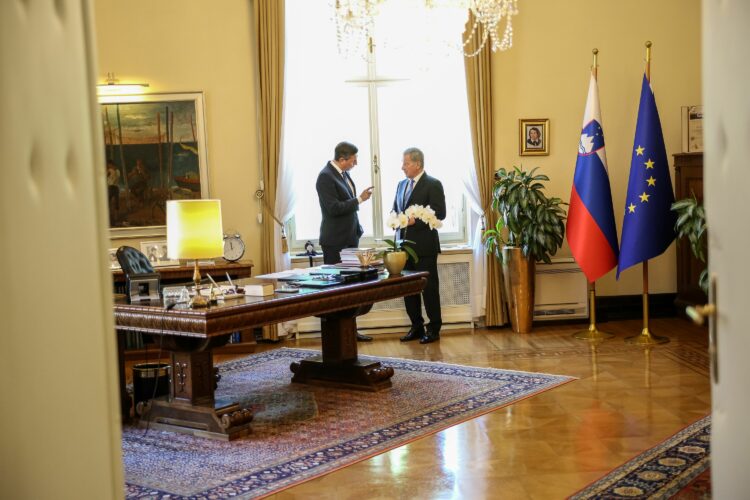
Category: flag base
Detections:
[
  {"x1": 573, "y1": 323, "x2": 614, "y2": 341},
  {"x1": 625, "y1": 327, "x2": 670, "y2": 345}
]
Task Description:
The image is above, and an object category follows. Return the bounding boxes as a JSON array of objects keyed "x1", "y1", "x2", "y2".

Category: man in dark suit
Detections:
[
  {"x1": 316, "y1": 141, "x2": 374, "y2": 341},
  {"x1": 394, "y1": 147, "x2": 446, "y2": 344}
]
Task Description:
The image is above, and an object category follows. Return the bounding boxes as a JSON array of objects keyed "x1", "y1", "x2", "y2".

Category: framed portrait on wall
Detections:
[
  {"x1": 99, "y1": 92, "x2": 210, "y2": 239},
  {"x1": 519, "y1": 118, "x2": 549, "y2": 156}
]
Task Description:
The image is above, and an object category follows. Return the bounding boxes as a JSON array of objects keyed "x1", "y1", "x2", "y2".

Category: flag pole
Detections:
[
  {"x1": 574, "y1": 48, "x2": 615, "y2": 342},
  {"x1": 626, "y1": 41, "x2": 669, "y2": 345}
]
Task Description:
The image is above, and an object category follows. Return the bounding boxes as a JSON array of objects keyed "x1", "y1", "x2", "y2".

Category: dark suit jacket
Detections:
[
  {"x1": 316, "y1": 162, "x2": 363, "y2": 247},
  {"x1": 393, "y1": 173, "x2": 446, "y2": 257}
]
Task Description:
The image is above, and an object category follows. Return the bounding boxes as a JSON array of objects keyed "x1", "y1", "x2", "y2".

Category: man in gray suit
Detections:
[{"x1": 316, "y1": 141, "x2": 374, "y2": 341}]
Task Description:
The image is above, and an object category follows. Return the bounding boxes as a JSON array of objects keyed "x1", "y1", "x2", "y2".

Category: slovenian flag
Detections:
[
  {"x1": 567, "y1": 73, "x2": 619, "y2": 282},
  {"x1": 617, "y1": 75, "x2": 676, "y2": 277}
]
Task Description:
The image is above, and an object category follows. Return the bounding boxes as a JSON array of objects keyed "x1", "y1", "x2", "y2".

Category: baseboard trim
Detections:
[{"x1": 597, "y1": 293, "x2": 677, "y2": 321}]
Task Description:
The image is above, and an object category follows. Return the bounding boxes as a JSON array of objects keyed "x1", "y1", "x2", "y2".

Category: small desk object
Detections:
[
  {"x1": 114, "y1": 271, "x2": 427, "y2": 440},
  {"x1": 112, "y1": 260, "x2": 254, "y2": 293}
]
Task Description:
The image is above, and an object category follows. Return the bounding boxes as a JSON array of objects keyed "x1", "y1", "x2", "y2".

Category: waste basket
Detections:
[{"x1": 132, "y1": 363, "x2": 170, "y2": 409}]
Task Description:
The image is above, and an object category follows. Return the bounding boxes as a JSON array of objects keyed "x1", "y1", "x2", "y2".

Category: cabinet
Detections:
[{"x1": 673, "y1": 153, "x2": 707, "y2": 311}]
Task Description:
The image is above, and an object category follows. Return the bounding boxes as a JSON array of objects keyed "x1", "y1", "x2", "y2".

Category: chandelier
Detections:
[
  {"x1": 333, "y1": 0, "x2": 383, "y2": 58},
  {"x1": 332, "y1": 0, "x2": 519, "y2": 58}
]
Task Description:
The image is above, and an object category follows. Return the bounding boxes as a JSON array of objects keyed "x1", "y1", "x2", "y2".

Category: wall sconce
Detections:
[{"x1": 97, "y1": 72, "x2": 150, "y2": 95}]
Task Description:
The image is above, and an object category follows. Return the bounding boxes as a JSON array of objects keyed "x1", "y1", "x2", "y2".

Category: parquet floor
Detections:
[{"x1": 128, "y1": 317, "x2": 711, "y2": 499}]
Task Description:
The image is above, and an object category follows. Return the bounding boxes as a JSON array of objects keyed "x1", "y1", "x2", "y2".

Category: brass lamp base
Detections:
[
  {"x1": 625, "y1": 328, "x2": 669, "y2": 345},
  {"x1": 189, "y1": 291, "x2": 208, "y2": 308},
  {"x1": 189, "y1": 260, "x2": 208, "y2": 308},
  {"x1": 573, "y1": 324, "x2": 614, "y2": 341}
]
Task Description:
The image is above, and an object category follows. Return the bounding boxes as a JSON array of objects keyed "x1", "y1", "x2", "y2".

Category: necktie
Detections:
[
  {"x1": 403, "y1": 178, "x2": 414, "y2": 207},
  {"x1": 342, "y1": 172, "x2": 355, "y2": 198}
]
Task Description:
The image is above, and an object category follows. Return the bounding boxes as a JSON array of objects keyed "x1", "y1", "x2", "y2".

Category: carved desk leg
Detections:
[
  {"x1": 137, "y1": 340, "x2": 253, "y2": 441},
  {"x1": 290, "y1": 306, "x2": 394, "y2": 391}
]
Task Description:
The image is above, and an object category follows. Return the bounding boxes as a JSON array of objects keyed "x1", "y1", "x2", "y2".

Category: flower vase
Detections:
[{"x1": 383, "y1": 251, "x2": 407, "y2": 276}]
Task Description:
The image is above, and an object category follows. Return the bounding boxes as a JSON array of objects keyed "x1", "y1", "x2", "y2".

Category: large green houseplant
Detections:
[
  {"x1": 671, "y1": 194, "x2": 708, "y2": 293},
  {"x1": 484, "y1": 166, "x2": 567, "y2": 333}
]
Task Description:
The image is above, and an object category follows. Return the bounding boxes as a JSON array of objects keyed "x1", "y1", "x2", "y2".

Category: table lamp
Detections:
[{"x1": 166, "y1": 199, "x2": 224, "y2": 308}]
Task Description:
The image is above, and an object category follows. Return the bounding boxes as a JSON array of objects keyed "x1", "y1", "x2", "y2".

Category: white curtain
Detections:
[{"x1": 463, "y1": 164, "x2": 487, "y2": 318}]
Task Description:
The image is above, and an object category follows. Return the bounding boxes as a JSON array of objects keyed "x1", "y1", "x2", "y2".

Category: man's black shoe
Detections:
[
  {"x1": 419, "y1": 333, "x2": 440, "y2": 344},
  {"x1": 400, "y1": 327, "x2": 425, "y2": 342},
  {"x1": 356, "y1": 333, "x2": 373, "y2": 342}
]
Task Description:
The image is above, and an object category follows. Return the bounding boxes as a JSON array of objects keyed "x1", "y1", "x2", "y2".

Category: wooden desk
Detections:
[
  {"x1": 114, "y1": 271, "x2": 427, "y2": 440},
  {"x1": 112, "y1": 260, "x2": 254, "y2": 292}
]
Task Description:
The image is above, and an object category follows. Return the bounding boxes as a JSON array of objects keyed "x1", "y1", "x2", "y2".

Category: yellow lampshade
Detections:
[{"x1": 166, "y1": 200, "x2": 224, "y2": 260}]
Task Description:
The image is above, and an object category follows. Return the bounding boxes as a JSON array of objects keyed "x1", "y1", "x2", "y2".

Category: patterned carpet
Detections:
[
  {"x1": 570, "y1": 415, "x2": 711, "y2": 499},
  {"x1": 123, "y1": 348, "x2": 573, "y2": 499}
]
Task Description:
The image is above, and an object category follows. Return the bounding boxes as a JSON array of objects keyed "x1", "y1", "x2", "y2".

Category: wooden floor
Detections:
[{"x1": 129, "y1": 317, "x2": 711, "y2": 499}]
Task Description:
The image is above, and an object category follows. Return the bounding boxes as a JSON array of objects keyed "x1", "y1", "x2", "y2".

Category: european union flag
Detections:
[{"x1": 617, "y1": 75, "x2": 676, "y2": 277}]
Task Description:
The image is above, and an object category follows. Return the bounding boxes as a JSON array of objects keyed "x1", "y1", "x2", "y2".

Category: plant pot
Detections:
[
  {"x1": 383, "y1": 251, "x2": 407, "y2": 276},
  {"x1": 501, "y1": 246, "x2": 535, "y2": 333}
]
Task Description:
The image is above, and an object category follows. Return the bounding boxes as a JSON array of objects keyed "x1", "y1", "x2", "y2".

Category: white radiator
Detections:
[
  {"x1": 292, "y1": 251, "x2": 473, "y2": 333},
  {"x1": 533, "y1": 258, "x2": 589, "y2": 320}
]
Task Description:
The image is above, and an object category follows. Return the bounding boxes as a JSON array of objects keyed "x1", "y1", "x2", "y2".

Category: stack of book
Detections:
[{"x1": 340, "y1": 248, "x2": 383, "y2": 268}]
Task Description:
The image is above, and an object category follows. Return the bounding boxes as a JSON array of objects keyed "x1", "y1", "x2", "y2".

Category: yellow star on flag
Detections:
[
  {"x1": 635, "y1": 146, "x2": 645, "y2": 156},
  {"x1": 647, "y1": 176, "x2": 656, "y2": 186},
  {"x1": 628, "y1": 203, "x2": 636, "y2": 213},
  {"x1": 644, "y1": 159, "x2": 655, "y2": 169},
  {"x1": 639, "y1": 192, "x2": 650, "y2": 203}
]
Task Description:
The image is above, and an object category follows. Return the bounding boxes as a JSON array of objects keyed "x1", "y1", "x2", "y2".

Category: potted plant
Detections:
[
  {"x1": 381, "y1": 206, "x2": 441, "y2": 276},
  {"x1": 483, "y1": 166, "x2": 567, "y2": 333},
  {"x1": 671, "y1": 194, "x2": 708, "y2": 293},
  {"x1": 380, "y1": 236, "x2": 418, "y2": 276}
]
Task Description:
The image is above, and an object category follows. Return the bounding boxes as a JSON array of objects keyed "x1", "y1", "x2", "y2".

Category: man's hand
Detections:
[
  {"x1": 407, "y1": 216, "x2": 416, "y2": 226},
  {"x1": 360, "y1": 186, "x2": 374, "y2": 202}
]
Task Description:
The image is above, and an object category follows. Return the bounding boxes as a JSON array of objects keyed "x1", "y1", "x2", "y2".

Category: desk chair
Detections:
[{"x1": 116, "y1": 246, "x2": 160, "y2": 302}]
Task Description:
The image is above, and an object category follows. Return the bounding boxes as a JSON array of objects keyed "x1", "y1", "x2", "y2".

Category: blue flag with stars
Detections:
[{"x1": 617, "y1": 74, "x2": 676, "y2": 277}]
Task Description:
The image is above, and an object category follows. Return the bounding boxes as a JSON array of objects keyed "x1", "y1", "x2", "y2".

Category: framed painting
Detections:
[
  {"x1": 519, "y1": 118, "x2": 549, "y2": 156},
  {"x1": 99, "y1": 92, "x2": 209, "y2": 238},
  {"x1": 108, "y1": 248, "x2": 121, "y2": 270}
]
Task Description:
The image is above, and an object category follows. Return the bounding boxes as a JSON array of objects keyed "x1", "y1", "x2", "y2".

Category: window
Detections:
[{"x1": 283, "y1": 0, "x2": 473, "y2": 249}]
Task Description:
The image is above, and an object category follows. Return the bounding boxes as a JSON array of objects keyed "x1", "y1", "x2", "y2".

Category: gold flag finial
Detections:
[{"x1": 592, "y1": 48, "x2": 599, "y2": 78}]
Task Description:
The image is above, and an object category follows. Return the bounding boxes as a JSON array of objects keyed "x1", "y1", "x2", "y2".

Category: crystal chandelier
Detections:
[
  {"x1": 332, "y1": 0, "x2": 519, "y2": 58},
  {"x1": 333, "y1": 0, "x2": 384, "y2": 58},
  {"x1": 461, "y1": 0, "x2": 518, "y2": 56}
]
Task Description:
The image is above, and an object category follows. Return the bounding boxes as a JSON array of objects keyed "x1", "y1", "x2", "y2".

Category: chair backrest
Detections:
[{"x1": 116, "y1": 246, "x2": 155, "y2": 276}]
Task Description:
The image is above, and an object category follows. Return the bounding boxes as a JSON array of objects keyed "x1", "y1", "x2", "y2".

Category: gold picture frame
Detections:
[
  {"x1": 99, "y1": 92, "x2": 210, "y2": 239},
  {"x1": 519, "y1": 118, "x2": 549, "y2": 156}
]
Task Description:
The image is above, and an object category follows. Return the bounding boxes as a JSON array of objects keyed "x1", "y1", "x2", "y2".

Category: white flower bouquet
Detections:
[
  {"x1": 382, "y1": 205, "x2": 443, "y2": 263},
  {"x1": 386, "y1": 204, "x2": 444, "y2": 231}
]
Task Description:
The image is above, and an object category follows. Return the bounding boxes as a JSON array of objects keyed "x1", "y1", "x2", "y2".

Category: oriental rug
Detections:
[
  {"x1": 570, "y1": 415, "x2": 711, "y2": 499},
  {"x1": 123, "y1": 347, "x2": 573, "y2": 499}
]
